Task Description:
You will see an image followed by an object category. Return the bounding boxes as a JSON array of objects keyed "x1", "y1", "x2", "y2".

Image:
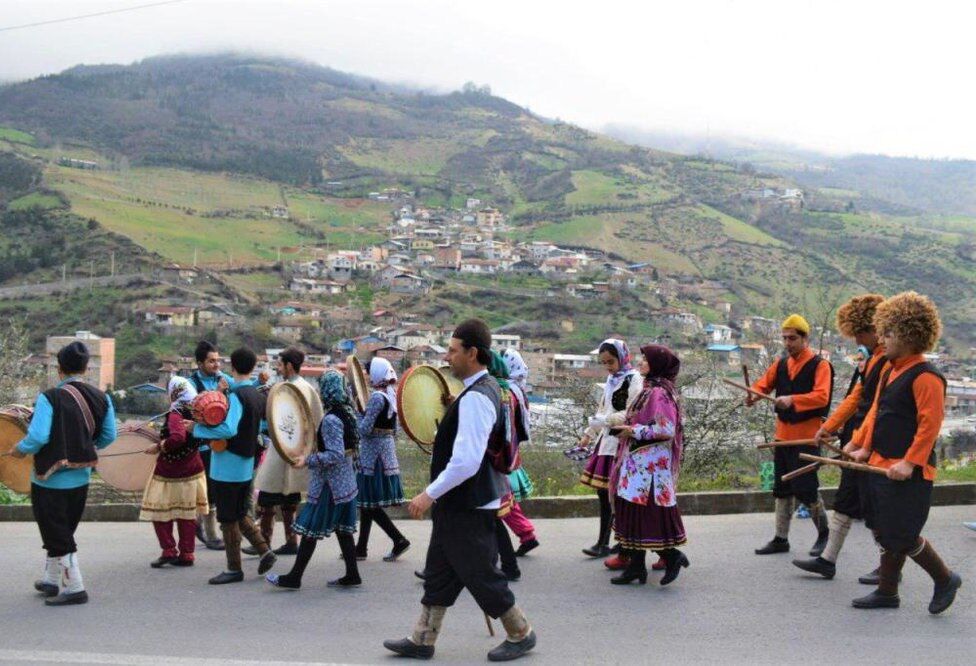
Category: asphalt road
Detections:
[{"x1": 1, "y1": 507, "x2": 974, "y2": 665}]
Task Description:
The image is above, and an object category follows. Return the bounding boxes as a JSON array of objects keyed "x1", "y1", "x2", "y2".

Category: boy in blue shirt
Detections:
[{"x1": 11, "y1": 341, "x2": 117, "y2": 606}]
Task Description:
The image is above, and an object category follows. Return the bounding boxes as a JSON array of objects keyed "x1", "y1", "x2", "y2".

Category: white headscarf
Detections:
[
  {"x1": 502, "y1": 348, "x2": 529, "y2": 393},
  {"x1": 168, "y1": 375, "x2": 197, "y2": 412},
  {"x1": 599, "y1": 338, "x2": 639, "y2": 411},
  {"x1": 368, "y1": 357, "x2": 398, "y2": 419}
]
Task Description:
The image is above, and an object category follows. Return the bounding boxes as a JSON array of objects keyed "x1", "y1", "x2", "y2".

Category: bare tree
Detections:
[{"x1": 0, "y1": 319, "x2": 43, "y2": 405}]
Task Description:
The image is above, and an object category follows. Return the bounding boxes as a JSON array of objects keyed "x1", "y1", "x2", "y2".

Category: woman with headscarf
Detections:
[
  {"x1": 608, "y1": 344, "x2": 688, "y2": 586},
  {"x1": 354, "y1": 357, "x2": 410, "y2": 562},
  {"x1": 139, "y1": 376, "x2": 209, "y2": 568},
  {"x1": 501, "y1": 348, "x2": 540, "y2": 557},
  {"x1": 266, "y1": 371, "x2": 361, "y2": 589},
  {"x1": 577, "y1": 339, "x2": 644, "y2": 558}
]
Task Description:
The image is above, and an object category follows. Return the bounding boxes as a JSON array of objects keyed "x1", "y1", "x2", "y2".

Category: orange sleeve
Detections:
[
  {"x1": 790, "y1": 359, "x2": 832, "y2": 412},
  {"x1": 821, "y1": 382, "x2": 861, "y2": 433},
  {"x1": 852, "y1": 388, "x2": 881, "y2": 450},
  {"x1": 903, "y1": 373, "x2": 945, "y2": 468},
  {"x1": 752, "y1": 359, "x2": 779, "y2": 396}
]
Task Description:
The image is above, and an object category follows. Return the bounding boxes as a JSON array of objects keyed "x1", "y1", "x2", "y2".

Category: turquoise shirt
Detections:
[
  {"x1": 190, "y1": 370, "x2": 233, "y2": 454},
  {"x1": 194, "y1": 391, "x2": 252, "y2": 482},
  {"x1": 16, "y1": 378, "x2": 118, "y2": 490}
]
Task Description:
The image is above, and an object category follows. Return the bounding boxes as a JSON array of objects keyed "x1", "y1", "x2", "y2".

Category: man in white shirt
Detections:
[{"x1": 384, "y1": 319, "x2": 536, "y2": 662}]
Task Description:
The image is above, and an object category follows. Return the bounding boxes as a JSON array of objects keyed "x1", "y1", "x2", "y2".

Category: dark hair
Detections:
[
  {"x1": 194, "y1": 340, "x2": 217, "y2": 364},
  {"x1": 57, "y1": 341, "x2": 89, "y2": 375},
  {"x1": 598, "y1": 342, "x2": 619, "y2": 359},
  {"x1": 452, "y1": 318, "x2": 492, "y2": 366},
  {"x1": 230, "y1": 347, "x2": 257, "y2": 375},
  {"x1": 279, "y1": 347, "x2": 305, "y2": 373}
]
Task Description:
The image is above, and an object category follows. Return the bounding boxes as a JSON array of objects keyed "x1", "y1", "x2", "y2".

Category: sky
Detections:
[{"x1": 1, "y1": 0, "x2": 973, "y2": 159}]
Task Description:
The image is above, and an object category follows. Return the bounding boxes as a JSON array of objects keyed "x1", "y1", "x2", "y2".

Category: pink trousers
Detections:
[{"x1": 502, "y1": 501, "x2": 536, "y2": 544}]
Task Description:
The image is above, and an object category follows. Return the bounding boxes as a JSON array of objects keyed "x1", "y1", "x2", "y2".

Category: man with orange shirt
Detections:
[
  {"x1": 846, "y1": 291, "x2": 961, "y2": 613},
  {"x1": 793, "y1": 295, "x2": 886, "y2": 582},
  {"x1": 748, "y1": 314, "x2": 834, "y2": 557}
]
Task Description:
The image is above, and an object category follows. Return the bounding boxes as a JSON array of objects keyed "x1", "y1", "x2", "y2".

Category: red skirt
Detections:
[
  {"x1": 613, "y1": 496, "x2": 687, "y2": 551},
  {"x1": 580, "y1": 453, "x2": 614, "y2": 490}
]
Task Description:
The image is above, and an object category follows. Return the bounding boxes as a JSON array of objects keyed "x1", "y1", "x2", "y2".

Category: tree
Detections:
[{"x1": 0, "y1": 319, "x2": 43, "y2": 404}]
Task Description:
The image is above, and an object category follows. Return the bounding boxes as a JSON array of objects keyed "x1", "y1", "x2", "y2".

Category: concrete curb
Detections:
[{"x1": 2, "y1": 483, "x2": 974, "y2": 521}]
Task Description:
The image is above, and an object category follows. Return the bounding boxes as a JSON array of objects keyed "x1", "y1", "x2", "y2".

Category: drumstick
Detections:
[
  {"x1": 99, "y1": 450, "x2": 154, "y2": 458},
  {"x1": 798, "y1": 453, "x2": 887, "y2": 476},
  {"x1": 722, "y1": 378, "x2": 775, "y2": 403},
  {"x1": 742, "y1": 364, "x2": 750, "y2": 388},
  {"x1": 484, "y1": 612, "x2": 495, "y2": 637},
  {"x1": 756, "y1": 438, "x2": 823, "y2": 448},
  {"x1": 781, "y1": 461, "x2": 822, "y2": 482}
]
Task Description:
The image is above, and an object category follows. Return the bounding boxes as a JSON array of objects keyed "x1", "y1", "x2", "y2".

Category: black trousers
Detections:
[
  {"x1": 869, "y1": 467, "x2": 932, "y2": 554},
  {"x1": 31, "y1": 483, "x2": 88, "y2": 557},
  {"x1": 256, "y1": 491, "x2": 301, "y2": 508},
  {"x1": 772, "y1": 444, "x2": 820, "y2": 505},
  {"x1": 421, "y1": 505, "x2": 516, "y2": 618},
  {"x1": 212, "y1": 480, "x2": 252, "y2": 524},
  {"x1": 832, "y1": 467, "x2": 875, "y2": 527}
]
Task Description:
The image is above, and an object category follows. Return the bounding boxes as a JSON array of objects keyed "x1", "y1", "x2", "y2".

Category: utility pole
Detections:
[
  {"x1": 89, "y1": 260, "x2": 94, "y2": 292},
  {"x1": 62, "y1": 264, "x2": 66, "y2": 284},
  {"x1": 193, "y1": 247, "x2": 198, "y2": 268},
  {"x1": 110, "y1": 252, "x2": 115, "y2": 277}
]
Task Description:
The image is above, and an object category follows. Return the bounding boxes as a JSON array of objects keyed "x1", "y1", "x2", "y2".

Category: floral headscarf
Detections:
[
  {"x1": 599, "y1": 338, "x2": 638, "y2": 409},
  {"x1": 502, "y1": 348, "x2": 529, "y2": 392},
  {"x1": 318, "y1": 370, "x2": 359, "y2": 452},
  {"x1": 367, "y1": 357, "x2": 398, "y2": 419},
  {"x1": 168, "y1": 376, "x2": 197, "y2": 412}
]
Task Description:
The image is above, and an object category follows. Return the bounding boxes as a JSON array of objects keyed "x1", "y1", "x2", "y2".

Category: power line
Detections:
[{"x1": 0, "y1": 0, "x2": 190, "y2": 33}]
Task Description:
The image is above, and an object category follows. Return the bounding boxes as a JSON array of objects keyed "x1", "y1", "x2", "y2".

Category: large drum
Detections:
[
  {"x1": 437, "y1": 365, "x2": 465, "y2": 398},
  {"x1": 397, "y1": 365, "x2": 451, "y2": 455},
  {"x1": 346, "y1": 355, "x2": 369, "y2": 414},
  {"x1": 97, "y1": 422, "x2": 160, "y2": 492},
  {"x1": 266, "y1": 381, "x2": 315, "y2": 466},
  {"x1": 192, "y1": 391, "x2": 228, "y2": 427},
  {"x1": 0, "y1": 405, "x2": 34, "y2": 494}
]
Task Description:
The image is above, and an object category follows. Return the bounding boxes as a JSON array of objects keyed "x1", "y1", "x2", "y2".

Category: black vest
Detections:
[
  {"x1": 430, "y1": 372, "x2": 506, "y2": 511},
  {"x1": 610, "y1": 375, "x2": 633, "y2": 412},
  {"x1": 839, "y1": 353, "x2": 886, "y2": 444},
  {"x1": 372, "y1": 394, "x2": 396, "y2": 431},
  {"x1": 159, "y1": 407, "x2": 197, "y2": 463},
  {"x1": 34, "y1": 380, "x2": 109, "y2": 478},
  {"x1": 870, "y1": 362, "x2": 945, "y2": 465},
  {"x1": 316, "y1": 407, "x2": 360, "y2": 453},
  {"x1": 225, "y1": 385, "x2": 266, "y2": 459},
  {"x1": 774, "y1": 355, "x2": 834, "y2": 424}
]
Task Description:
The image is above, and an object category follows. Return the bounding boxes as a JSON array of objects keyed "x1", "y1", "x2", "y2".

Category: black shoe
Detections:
[
  {"x1": 355, "y1": 549, "x2": 368, "y2": 561},
  {"x1": 660, "y1": 551, "x2": 689, "y2": 586},
  {"x1": 809, "y1": 531, "x2": 830, "y2": 557},
  {"x1": 611, "y1": 567, "x2": 647, "y2": 585},
  {"x1": 172, "y1": 559, "x2": 194, "y2": 567},
  {"x1": 858, "y1": 567, "x2": 901, "y2": 585},
  {"x1": 257, "y1": 551, "x2": 277, "y2": 575},
  {"x1": 45, "y1": 590, "x2": 88, "y2": 606},
  {"x1": 273, "y1": 542, "x2": 299, "y2": 556},
  {"x1": 852, "y1": 590, "x2": 900, "y2": 609},
  {"x1": 327, "y1": 575, "x2": 363, "y2": 588},
  {"x1": 150, "y1": 556, "x2": 179, "y2": 569},
  {"x1": 755, "y1": 538, "x2": 789, "y2": 555},
  {"x1": 383, "y1": 637, "x2": 434, "y2": 660},
  {"x1": 205, "y1": 539, "x2": 225, "y2": 551},
  {"x1": 384, "y1": 540, "x2": 411, "y2": 562},
  {"x1": 792, "y1": 557, "x2": 836, "y2": 580},
  {"x1": 241, "y1": 545, "x2": 260, "y2": 556},
  {"x1": 608, "y1": 543, "x2": 621, "y2": 555},
  {"x1": 515, "y1": 539, "x2": 539, "y2": 557},
  {"x1": 33, "y1": 581, "x2": 58, "y2": 597},
  {"x1": 414, "y1": 570, "x2": 427, "y2": 581},
  {"x1": 487, "y1": 630, "x2": 537, "y2": 662},
  {"x1": 209, "y1": 571, "x2": 244, "y2": 585},
  {"x1": 502, "y1": 567, "x2": 522, "y2": 582},
  {"x1": 266, "y1": 573, "x2": 300, "y2": 590},
  {"x1": 929, "y1": 572, "x2": 962, "y2": 615},
  {"x1": 582, "y1": 543, "x2": 611, "y2": 558}
]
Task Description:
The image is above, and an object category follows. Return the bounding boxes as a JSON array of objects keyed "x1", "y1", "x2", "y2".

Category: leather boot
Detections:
[
  {"x1": 852, "y1": 551, "x2": 904, "y2": 609},
  {"x1": 611, "y1": 549, "x2": 647, "y2": 585},
  {"x1": 909, "y1": 538, "x2": 962, "y2": 614}
]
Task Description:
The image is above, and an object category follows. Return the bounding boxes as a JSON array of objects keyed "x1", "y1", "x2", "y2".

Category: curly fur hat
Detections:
[
  {"x1": 836, "y1": 294, "x2": 885, "y2": 338},
  {"x1": 872, "y1": 291, "x2": 942, "y2": 353}
]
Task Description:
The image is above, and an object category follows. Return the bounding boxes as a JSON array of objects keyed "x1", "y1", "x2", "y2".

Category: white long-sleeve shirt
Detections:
[{"x1": 425, "y1": 369, "x2": 501, "y2": 509}]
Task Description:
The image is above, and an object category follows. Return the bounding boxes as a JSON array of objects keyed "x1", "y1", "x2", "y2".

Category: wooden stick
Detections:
[
  {"x1": 742, "y1": 364, "x2": 750, "y2": 388},
  {"x1": 722, "y1": 378, "x2": 775, "y2": 403},
  {"x1": 820, "y1": 440, "x2": 852, "y2": 460},
  {"x1": 798, "y1": 453, "x2": 887, "y2": 476},
  {"x1": 484, "y1": 612, "x2": 495, "y2": 637},
  {"x1": 756, "y1": 438, "x2": 822, "y2": 449},
  {"x1": 781, "y1": 461, "x2": 822, "y2": 482}
]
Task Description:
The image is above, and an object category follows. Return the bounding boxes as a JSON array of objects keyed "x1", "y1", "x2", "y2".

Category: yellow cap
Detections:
[{"x1": 781, "y1": 314, "x2": 810, "y2": 335}]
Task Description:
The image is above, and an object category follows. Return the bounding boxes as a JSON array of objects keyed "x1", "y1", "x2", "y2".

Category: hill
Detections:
[{"x1": 2, "y1": 54, "x2": 976, "y2": 351}]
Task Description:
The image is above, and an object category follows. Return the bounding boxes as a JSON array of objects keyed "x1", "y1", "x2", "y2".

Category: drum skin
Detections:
[
  {"x1": 346, "y1": 355, "x2": 369, "y2": 414},
  {"x1": 265, "y1": 382, "x2": 315, "y2": 466},
  {"x1": 96, "y1": 423, "x2": 160, "y2": 492},
  {"x1": 0, "y1": 405, "x2": 34, "y2": 494},
  {"x1": 397, "y1": 365, "x2": 450, "y2": 453}
]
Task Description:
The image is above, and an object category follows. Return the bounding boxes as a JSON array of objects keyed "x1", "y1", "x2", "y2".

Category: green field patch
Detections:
[
  {"x1": 565, "y1": 170, "x2": 625, "y2": 206},
  {"x1": 324, "y1": 98, "x2": 407, "y2": 121},
  {"x1": 0, "y1": 126, "x2": 36, "y2": 145},
  {"x1": 697, "y1": 204, "x2": 785, "y2": 246},
  {"x1": 284, "y1": 191, "x2": 390, "y2": 230},
  {"x1": 7, "y1": 192, "x2": 63, "y2": 211},
  {"x1": 339, "y1": 137, "x2": 462, "y2": 175}
]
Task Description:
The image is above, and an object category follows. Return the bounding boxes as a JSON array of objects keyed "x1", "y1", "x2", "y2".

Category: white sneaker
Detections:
[{"x1": 964, "y1": 521, "x2": 976, "y2": 532}]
